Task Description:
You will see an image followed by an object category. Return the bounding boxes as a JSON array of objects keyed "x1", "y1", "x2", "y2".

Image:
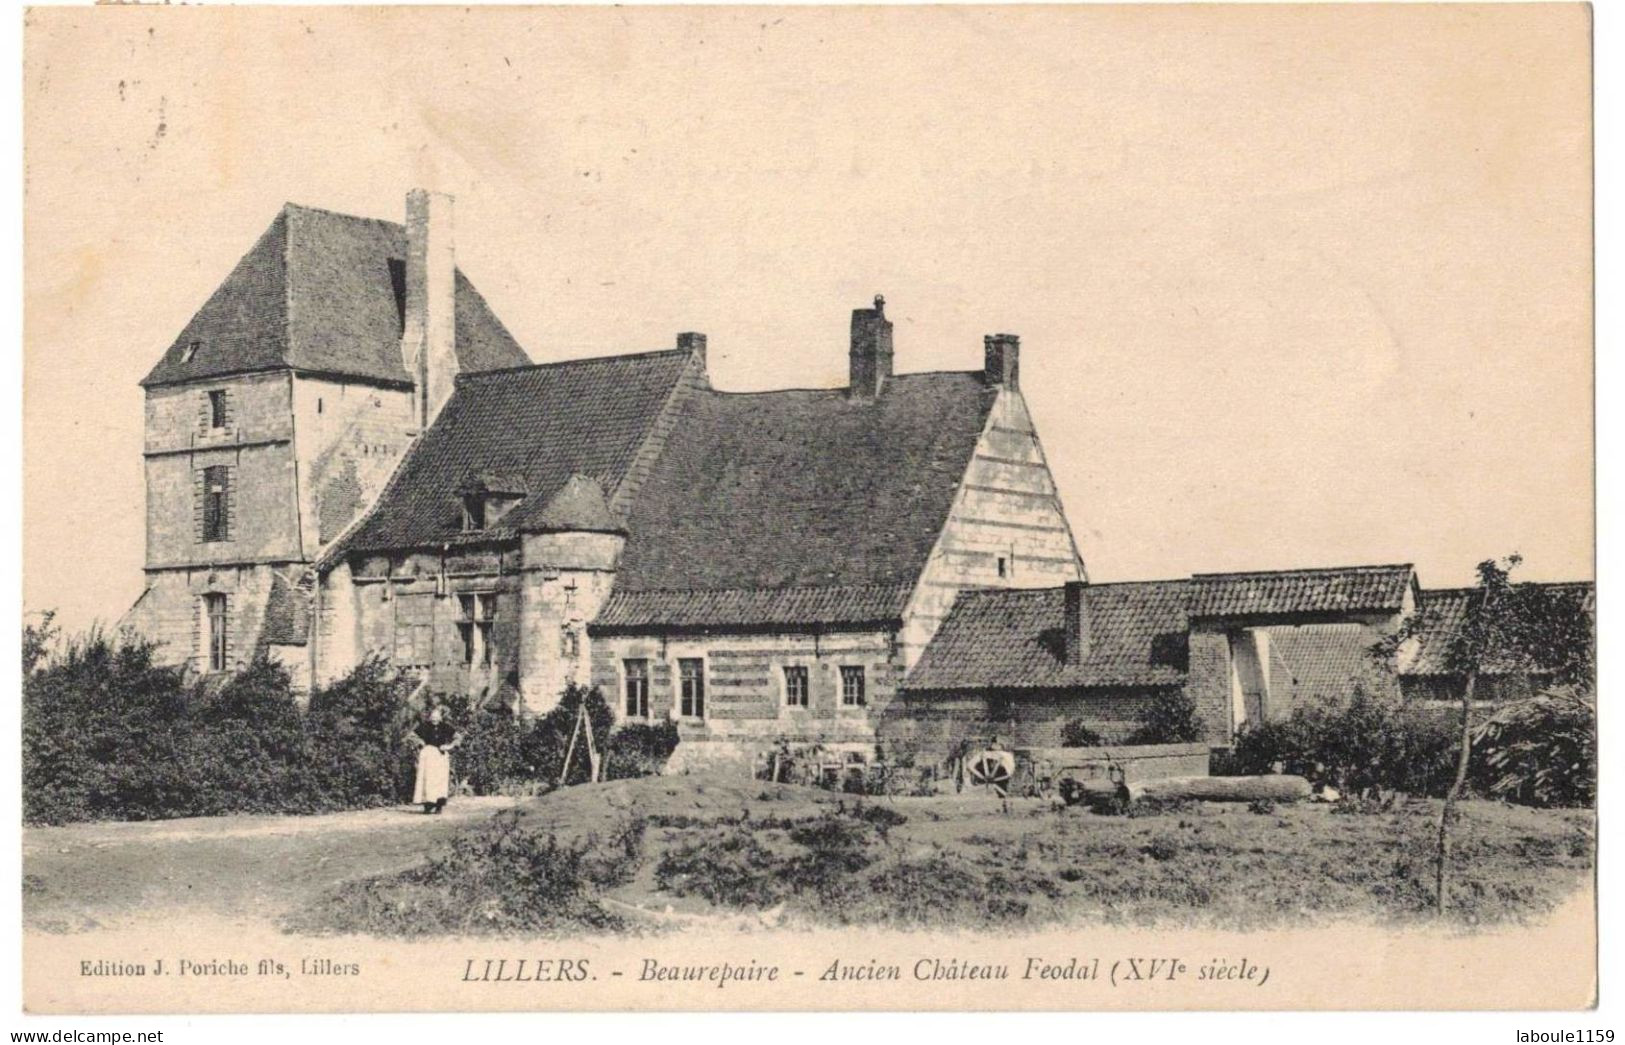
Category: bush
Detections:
[
  {"x1": 1472, "y1": 688, "x2": 1596, "y2": 807},
  {"x1": 1060, "y1": 719, "x2": 1105, "y2": 748},
  {"x1": 1224, "y1": 687, "x2": 1458, "y2": 798},
  {"x1": 604, "y1": 720, "x2": 680, "y2": 780},
  {"x1": 440, "y1": 693, "x2": 526, "y2": 795},
  {"x1": 1127, "y1": 689, "x2": 1205, "y2": 745},
  {"x1": 305, "y1": 655, "x2": 419, "y2": 809},
  {"x1": 521, "y1": 683, "x2": 617, "y2": 785},
  {"x1": 179, "y1": 657, "x2": 320, "y2": 816},
  {"x1": 23, "y1": 628, "x2": 190, "y2": 824}
]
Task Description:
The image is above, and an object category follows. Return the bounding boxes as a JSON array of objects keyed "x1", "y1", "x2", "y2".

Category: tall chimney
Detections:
[
  {"x1": 401, "y1": 189, "x2": 459, "y2": 429},
  {"x1": 849, "y1": 294, "x2": 893, "y2": 399},
  {"x1": 1063, "y1": 580, "x2": 1090, "y2": 667},
  {"x1": 984, "y1": 333, "x2": 1020, "y2": 389}
]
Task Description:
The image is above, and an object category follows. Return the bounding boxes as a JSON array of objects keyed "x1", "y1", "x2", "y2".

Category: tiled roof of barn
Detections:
[
  {"x1": 141, "y1": 204, "x2": 530, "y2": 388},
  {"x1": 1403, "y1": 582, "x2": 1596, "y2": 677},
  {"x1": 904, "y1": 580, "x2": 1193, "y2": 691},
  {"x1": 1266, "y1": 624, "x2": 1378, "y2": 701},
  {"x1": 1190, "y1": 564, "x2": 1415, "y2": 619},
  {"x1": 601, "y1": 371, "x2": 1000, "y2": 627},
  {"x1": 340, "y1": 349, "x2": 695, "y2": 552}
]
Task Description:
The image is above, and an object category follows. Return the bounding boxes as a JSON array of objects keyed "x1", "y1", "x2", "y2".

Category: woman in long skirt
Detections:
[{"x1": 410, "y1": 703, "x2": 462, "y2": 814}]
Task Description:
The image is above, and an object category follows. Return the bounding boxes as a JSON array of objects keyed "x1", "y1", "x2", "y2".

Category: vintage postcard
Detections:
[{"x1": 19, "y1": 3, "x2": 1595, "y2": 1014}]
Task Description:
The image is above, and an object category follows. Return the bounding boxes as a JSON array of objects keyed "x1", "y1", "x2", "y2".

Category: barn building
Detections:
[{"x1": 893, "y1": 566, "x2": 1592, "y2": 756}]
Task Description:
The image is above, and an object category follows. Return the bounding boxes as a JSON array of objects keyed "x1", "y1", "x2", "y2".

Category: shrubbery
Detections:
[
  {"x1": 1473, "y1": 687, "x2": 1596, "y2": 808},
  {"x1": 1225, "y1": 687, "x2": 1467, "y2": 799},
  {"x1": 23, "y1": 625, "x2": 680, "y2": 824},
  {"x1": 1127, "y1": 688, "x2": 1205, "y2": 745}
]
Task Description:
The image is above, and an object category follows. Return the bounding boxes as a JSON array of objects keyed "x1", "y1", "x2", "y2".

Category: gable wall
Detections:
[{"x1": 901, "y1": 387, "x2": 1085, "y2": 666}]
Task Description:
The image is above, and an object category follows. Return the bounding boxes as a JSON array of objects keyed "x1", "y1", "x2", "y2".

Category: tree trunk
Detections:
[{"x1": 1436, "y1": 671, "x2": 1476, "y2": 917}]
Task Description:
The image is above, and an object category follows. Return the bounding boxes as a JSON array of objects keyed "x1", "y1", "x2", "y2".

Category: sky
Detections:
[{"x1": 22, "y1": 4, "x2": 1592, "y2": 635}]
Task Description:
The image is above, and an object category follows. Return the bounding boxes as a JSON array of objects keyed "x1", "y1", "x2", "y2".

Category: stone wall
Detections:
[
  {"x1": 588, "y1": 627, "x2": 904, "y2": 761},
  {"x1": 123, "y1": 563, "x2": 287, "y2": 673},
  {"x1": 143, "y1": 373, "x2": 301, "y2": 569},
  {"x1": 876, "y1": 686, "x2": 1169, "y2": 759},
  {"x1": 290, "y1": 376, "x2": 415, "y2": 555}
]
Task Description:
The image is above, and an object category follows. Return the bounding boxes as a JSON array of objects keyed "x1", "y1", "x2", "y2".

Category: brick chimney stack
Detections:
[
  {"x1": 984, "y1": 333, "x2": 1020, "y2": 389},
  {"x1": 401, "y1": 189, "x2": 459, "y2": 430},
  {"x1": 1064, "y1": 580, "x2": 1090, "y2": 667},
  {"x1": 849, "y1": 294, "x2": 894, "y2": 399}
]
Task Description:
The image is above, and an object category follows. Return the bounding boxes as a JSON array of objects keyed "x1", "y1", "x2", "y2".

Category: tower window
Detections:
[
  {"x1": 203, "y1": 593, "x2": 228, "y2": 672},
  {"x1": 200, "y1": 465, "x2": 230, "y2": 542},
  {"x1": 996, "y1": 555, "x2": 1008, "y2": 578},
  {"x1": 207, "y1": 389, "x2": 228, "y2": 430}
]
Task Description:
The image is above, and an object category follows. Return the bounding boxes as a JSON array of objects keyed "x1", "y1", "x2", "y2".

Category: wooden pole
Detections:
[
  {"x1": 582, "y1": 704, "x2": 602, "y2": 784},
  {"x1": 559, "y1": 707, "x2": 582, "y2": 788}
]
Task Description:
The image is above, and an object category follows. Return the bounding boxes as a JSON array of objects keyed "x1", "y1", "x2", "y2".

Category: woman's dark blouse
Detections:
[{"x1": 415, "y1": 721, "x2": 458, "y2": 748}]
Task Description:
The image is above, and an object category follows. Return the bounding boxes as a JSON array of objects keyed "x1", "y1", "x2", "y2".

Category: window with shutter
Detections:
[{"x1": 201, "y1": 465, "x2": 230, "y2": 542}]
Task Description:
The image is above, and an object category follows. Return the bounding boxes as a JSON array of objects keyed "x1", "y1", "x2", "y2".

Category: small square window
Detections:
[{"x1": 783, "y1": 665, "x2": 809, "y2": 708}]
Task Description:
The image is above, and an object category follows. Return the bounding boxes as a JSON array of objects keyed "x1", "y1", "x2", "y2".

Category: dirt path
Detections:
[{"x1": 23, "y1": 798, "x2": 520, "y2": 934}]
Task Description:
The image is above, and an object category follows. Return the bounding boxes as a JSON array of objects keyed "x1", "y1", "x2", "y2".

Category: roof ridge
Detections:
[
  {"x1": 699, "y1": 370, "x2": 992, "y2": 399},
  {"x1": 457, "y1": 346, "x2": 694, "y2": 382},
  {"x1": 1192, "y1": 562, "x2": 1414, "y2": 580},
  {"x1": 614, "y1": 580, "x2": 912, "y2": 595},
  {"x1": 281, "y1": 201, "x2": 401, "y2": 229}
]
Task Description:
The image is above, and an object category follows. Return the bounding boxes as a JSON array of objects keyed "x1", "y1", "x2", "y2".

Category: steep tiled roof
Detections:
[
  {"x1": 1190, "y1": 564, "x2": 1414, "y2": 619},
  {"x1": 593, "y1": 583, "x2": 912, "y2": 632},
  {"x1": 1404, "y1": 582, "x2": 1595, "y2": 677},
  {"x1": 341, "y1": 349, "x2": 696, "y2": 552},
  {"x1": 613, "y1": 373, "x2": 998, "y2": 604},
  {"x1": 905, "y1": 580, "x2": 1193, "y2": 691},
  {"x1": 142, "y1": 204, "x2": 529, "y2": 388}
]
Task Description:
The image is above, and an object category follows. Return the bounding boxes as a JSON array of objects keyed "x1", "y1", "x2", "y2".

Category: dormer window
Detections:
[
  {"x1": 461, "y1": 491, "x2": 524, "y2": 532},
  {"x1": 181, "y1": 339, "x2": 201, "y2": 363}
]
